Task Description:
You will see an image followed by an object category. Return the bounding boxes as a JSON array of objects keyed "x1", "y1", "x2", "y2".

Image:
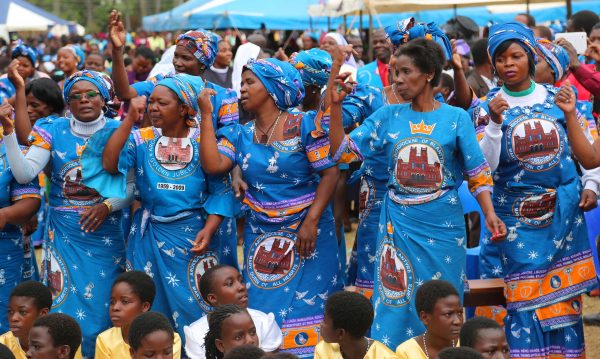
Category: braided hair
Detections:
[{"x1": 204, "y1": 304, "x2": 248, "y2": 359}]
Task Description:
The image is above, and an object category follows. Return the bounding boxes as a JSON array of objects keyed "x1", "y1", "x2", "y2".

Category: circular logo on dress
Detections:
[
  {"x1": 550, "y1": 275, "x2": 562, "y2": 289},
  {"x1": 40, "y1": 245, "x2": 69, "y2": 306},
  {"x1": 376, "y1": 239, "x2": 415, "y2": 307},
  {"x1": 61, "y1": 161, "x2": 102, "y2": 206},
  {"x1": 507, "y1": 114, "x2": 564, "y2": 171},
  {"x1": 188, "y1": 252, "x2": 219, "y2": 312},
  {"x1": 571, "y1": 299, "x2": 581, "y2": 313},
  {"x1": 247, "y1": 231, "x2": 302, "y2": 289},
  {"x1": 358, "y1": 177, "x2": 376, "y2": 218},
  {"x1": 511, "y1": 190, "x2": 556, "y2": 227},
  {"x1": 393, "y1": 138, "x2": 444, "y2": 195},
  {"x1": 149, "y1": 136, "x2": 199, "y2": 178},
  {"x1": 294, "y1": 332, "x2": 309, "y2": 346}
]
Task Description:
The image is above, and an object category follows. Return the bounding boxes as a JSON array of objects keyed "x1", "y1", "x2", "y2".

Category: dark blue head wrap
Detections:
[
  {"x1": 156, "y1": 74, "x2": 205, "y2": 118},
  {"x1": 244, "y1": 58, "x2": 305, "y2": 110},
  {"x1": 289, "y1": 49, "x2": 332, "y2": 88},
  {"x1": 63, "y1": 70, "x2": 118, "y2": 118},
  {"x1": 12, "y1": 41, "x2": 37, "y2": 66},
  {"x1": 60, "y1": 45, "x2": 86, "y2": 70},
  {"x1": 385, "y1": 17, "x2": 453, "y2": 60},
  {"x1": 176, "y1": 30, "x2": 219, "y2": 69},
  {"x1": 536, "y1": 38, "x2": 570, "y2": 83},
  {"x1": 487, "y1": 22, "x2": 538, "y2": 67}
]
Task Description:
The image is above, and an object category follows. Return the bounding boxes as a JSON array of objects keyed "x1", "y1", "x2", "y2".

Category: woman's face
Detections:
[
  {"x1": 57, "y1": 48, "x2": 78, "y2": 75},
  {"x1": 148, "y1": 85, "x2": 186, "y2": 130},
  {"x1": 534, "y1": 58, "x2": 555, "y2": 85},
  {"x1": 173, "y1": 45, "x2": 203, "y2": 76},
  {"x1": 240, "y1": 70, "x2": 272, "y2": 113},
  {"x1": 320, "y1": 36, "x2": 338, "y2": 54},
  {"x1": 16, "y1": 56, "x2": 35, "y2": 79},
  {"x1": 215, "y1": 312, "x2": 259, "y2": 355},
  {"x1": 493, "y1": 43, "x2": 531, "y2": 87},
  {"x1": 215, "y1": 41, "x2": 233, "y2": 68},
  {"x1": 393, "y1": 54, "x2": 431, "y2": 101},
  {"x1": 421, "y1": 295, "x2": 464, "y2": 342},
  {"x1": 67, "y1": 81, "x2": 104, "y2": 122},
  {"x1": 26, "y1": 92, "x2": 53, "y2": 124}
]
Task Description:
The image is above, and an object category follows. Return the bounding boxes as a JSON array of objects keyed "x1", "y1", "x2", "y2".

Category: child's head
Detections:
[
  {"x1": 0, "y1": 343, "x2": 16, "y2": 359},
  {"x1": 460, "y1": 317, "x2": 509, "y2": 359},
  {"x1": 320, "y1": 291, "x2": 373, "y2": 343},
  {"x1": 27, "y1": 313, "x2": 82, "y2": 359},
  {"x1": 25, "y1": 78, "x2": 65, "y2": 123},
  {"x1": 110, "y1": 271, "x2": 155, "y2": 329},
  {"x1": 200, "y1": 265, "x2": 248, "y2": 308},
  {"x1": 434, "y1": 73, "x2": 454, "y2": 101},
  {"x1": 415, "y1": 280, "x2": 463, "y2": 341},
  {"x1": 8, "y1": 281, "x2": 52, "y2": 345},
  {"x1": 132, "y1": 47, "x2": 156, "y2": 76},
  {"x1": 260, "y1": 354, "x2": 299, "y2": 359},
  {"x1": 204, "y1": 304, "x2": 258, "y2": 359},
  {"x1": 222, "y1": 344, "x2": 264, "y2": 359},
  {"x1": 128, "y1": 312, "x2": 175, "y2": 359},
  {"x1": 84, "y1": 53, "x2": 105, "y2": 72},
  {"x1": 438, "y1": 347, "x2": 484, "y2": 359}
]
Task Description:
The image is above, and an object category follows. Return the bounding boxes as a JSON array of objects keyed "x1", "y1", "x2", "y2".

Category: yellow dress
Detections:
[
  {"x1": 0, "y1": 331, "x2": 83, "y2": 359},
  {"x1": 95, "y1": 327, "x2": 181, "y2": 359},
  {"x1": 314, "y1": 339, "x2": 398, "y2": 358},
  {"x1": 395, "y1": 338, "x2": 427, "y2": 359}
]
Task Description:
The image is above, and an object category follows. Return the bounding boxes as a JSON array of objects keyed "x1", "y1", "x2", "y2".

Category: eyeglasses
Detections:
[{"x1": 68, "y1": 91, "x2": 101, "y2": 102}]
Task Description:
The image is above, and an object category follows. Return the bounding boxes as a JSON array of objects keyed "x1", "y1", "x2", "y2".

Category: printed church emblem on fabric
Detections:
[
  {"x1": 247, "y1": 231, "x2": 302, "y2": 289},
  {"x1": 511, "y1": 189, "x2": 556, "y2": 227},
  {"x1": 60, "y1": 161, "x2": 102, "y2": 206},
  {"x1": 41, "y1": 244, "x2": 69, "y2": 306},
  {"x1": 188, "y1": 252, "x2": 219, "y2": 313},
  {"x1": 376, "y1": 238, "x2": 415, "y2": 307},
  {"x1": 393, "y1": 137, "x2": 445, "y2": 195},
  {"x1": 149, "y1": 136, "x2": 199, "y2": 179}
]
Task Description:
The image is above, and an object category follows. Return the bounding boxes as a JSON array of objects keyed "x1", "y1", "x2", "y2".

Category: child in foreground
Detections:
[
  {"x1": 460, "y1": 317, "x2": 509, "y2": 359},
  {"x1": 95, "y1": 271, "x2": 181, "y2": 358},
  {"x1": 128, "y1": 312, "x2": 176, "y2": 359},
  {"x1": 184, "y1": 265, "x2": 282, "y2": 358},
  {"x1": 315, "y1": 291, "x2": 397, "y2": 358},
  {"x1": 204, "y1": 304, "x2": 259, "y2": 359},
  {"x1": 27, "y1": 313, "x2": 82, "y2": 359}
]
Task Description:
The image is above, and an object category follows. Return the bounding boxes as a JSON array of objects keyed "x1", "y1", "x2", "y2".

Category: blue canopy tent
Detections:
[{"x1": 143, "y1": 0, "x2": 337, "y2": 31}]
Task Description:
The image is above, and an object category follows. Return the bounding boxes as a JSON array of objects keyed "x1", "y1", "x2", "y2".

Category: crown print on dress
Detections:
[{"x1": 409, "y1": 120, "x2": 436, "y2": 135}]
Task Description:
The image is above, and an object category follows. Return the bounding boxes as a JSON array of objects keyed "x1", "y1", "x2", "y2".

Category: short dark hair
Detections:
[
  {"x1": 25, "y1": 78, "x2": 65, "y2": 115},
  {"x1": 471, "y1": 38, "x2": 489, "y2": 67},
  {"x1": 32, "y1": 314, "x2": 82, "y2": 359},
  {"x1": 415, "y1": 280, "x2": 459, "y2": 314},
  {"x1": 440, "y1": 73, "x2": 454, "y2": 92},
  {"x1": 260, "y1": 354, "x2": 299, "y2": 359},
  {"x1": 223, "y1": 344, "x2": 265, "y2": 359},
  {"x1": 535, "y1": 26, "x2": 553, "y2": 40},
  {"x1": 10, "y1": 281, "x2": 52, "y2": 311},
  {"x1": 199, "y1": 264, "x2": 229, "y2": 303},
  {"x1": 113, "y1": 270, "x2": 156, "y2": 306},
  {"x1": 205, "y1": 304, "x2": 248, "y2": 359},
  {"x1": 460, "y1": 316, "x2": 502, "y2": 348},
  {"x1": 593, "y1": 23, "x2": 600, "y2": 32},
  {"x1": 325, "y1": 291, "x2": 373, "y2": 338},
  {"x1": 0, "y1": 343, "x2": 16, "y2": 359},
  {"x1": 516, "y1": 13, "x2": 536, "y2": 27},
  {"x1": 492, "y1": 39, "x2": 536, "y2": 77},
  {"x1": 128, "y1": 312, "x2": 174, "y2": 351},
  {"x1": 569, "y1": 10, "x2": 600, "y2": 35},
  {"x1": 438, "y1": 347, "x2": 484, "y2": 359},
  {"x1": 396, "y1": 37, "x2": 446, "y2": 86},
  {"x1": 134, "y1": 46, "x2": 157, "y2": 65}
]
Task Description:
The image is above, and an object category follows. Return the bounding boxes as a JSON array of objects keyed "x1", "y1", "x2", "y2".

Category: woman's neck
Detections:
[
  {"x1": 503, "y1": 78, "x2": 533, "y2": 94},
  {"x1": 422, "y1": 332, "x2": 454, "y2": 357},
  {"x1": 254, "y1": 102, "x2": 281, "y2": 128},
  {"x1": 71, "y1": 114, "x2": 105, "y2": 138},
  {"x1": 339, "y1": 337, "x2": 368, "y2": 359},
  {"x1": 411, "y1": 88, "x2": 436, "y2": 112},
  {"x1": 212, "y1": 62, "x2": 228, "y2": 70},
  {"x1": 161, "y1": 121, "x2": 189, "y2": 138},
  {"x1": 121, "y1": 324, "x2": 130, "y2": 344}
]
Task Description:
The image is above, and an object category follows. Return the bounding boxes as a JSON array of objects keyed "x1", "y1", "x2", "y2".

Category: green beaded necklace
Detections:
[{"x1": 503, "y1": 79, "x2": 536, "y2": 97}]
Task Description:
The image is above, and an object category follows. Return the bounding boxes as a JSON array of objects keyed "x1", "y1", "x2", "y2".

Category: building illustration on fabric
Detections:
[
  {"x1": 63, "y1": 167, "x2": 101, "y2": 203},
  {"x1": 395, "y1": 145, "x2": 442, "y2": 191},
  {"x1": 517, "y1": 192, "x2": 556, "y2": 220},
  {"x1": 41, "y1": 253, "x2": 63, "y2": 299},
  {"x1": 155, "y1": 137, "x2": 193, "y2": 170},
  {"x1": 512, "y1": 120, "x2": 559, "y2": 161},
  {"x1": 380, "y1": 245, "x2": 407, "y2": 293},
  {"x1": 359, "y1": 179, "x2": 370, "y2": 212},
  {"x1": 193, "y1": 256, "x2": 217, "y2": 289},
  {"x1": 254, "y1": 237, "x2": 294, "y2": 276}
]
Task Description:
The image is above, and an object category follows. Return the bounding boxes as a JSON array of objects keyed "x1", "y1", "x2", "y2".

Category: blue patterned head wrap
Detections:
[
  {"x1": 60, "y1": 45, "x2": 85, "y2": 70},
  {"x1": 536, "y1": 38, "x2": 569, "y2": 83},
  {"x1": 12, "y1": 41, "x2": 37, "y2": 66},
  {"x1": 385, "y1": 17, "x2": 453, "y2": 60},
  {"x1": 289, "y1": 49, "x2": 332, "y2": 88},
  {"x1": 156, "y1": 74, "x2": 205, "y2": 118},
  {"x1": 243, "y1": 58, "x2": 305, "y2": 110},
  {"x1": 487, "y1": 22, "x2": 538, "y2": 67},
  {"x1": 176, "y1": 30, "x2": 219, "y2": 69},
  {"x1": 63, "y1": 70, "x2": 118, "y2": 118}
]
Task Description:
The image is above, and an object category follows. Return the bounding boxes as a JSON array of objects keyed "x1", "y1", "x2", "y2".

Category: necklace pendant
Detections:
[{"x1": 260, "y1": 134, "x2": 268, "y2": 144}]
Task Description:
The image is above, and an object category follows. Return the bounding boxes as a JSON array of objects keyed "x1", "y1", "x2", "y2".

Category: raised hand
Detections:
[
  {"x1": 555, "y1": 38, "x2": 581, "y2": 71},
  {"x1": 555, "y1": 81, "x2": 576, "y2": 115},
  {"x1": 450, "y1": 39, "x2": 463, "y2": 71},
  {"x1": 108, "y1": 10, "x2": 127, "y2": 50},
  {"x1": 488, "y1": 94, "x2": 509, "y2": 124},
  {"x1": 0, "y1": 102, "x2": 14, "y2": 133},
  {"x1": 7, "y1": 60, "x2": 25, "y2": 89},
  {"x1": 126, "y1": 96, "x2": 146, "y2": 124},
  {"x1": 331, "y1": 73, "x2": 354, "y2": 104},
  {"x1": 198, "y1": 88, "x2": 216, "y2": 116}
]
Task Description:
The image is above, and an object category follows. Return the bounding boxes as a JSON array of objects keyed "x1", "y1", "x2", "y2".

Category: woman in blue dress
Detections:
[
  {"x1": 0, "y1": 105, "x2": 41, "y2": 331},
  {"x1": 472, "y1": 22, "x2": 598, "y2": 359},
  {"x1": 82, "y1": 73, "x2": 234, "y2": 341},
  {"x1": 198, "y1": 58, "x2": 342, "y2": 358},
  {"x1": 328, "y1": 39, "x2": 506, "y2": 350},
  {"x1": 1, "y1": 70, "x2": 132, "y2": 357}
]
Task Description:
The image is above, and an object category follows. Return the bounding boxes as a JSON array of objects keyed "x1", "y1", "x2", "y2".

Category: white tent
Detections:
[{"x1": 0, "y1": 0, "x2": 80, "y2": 41}]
